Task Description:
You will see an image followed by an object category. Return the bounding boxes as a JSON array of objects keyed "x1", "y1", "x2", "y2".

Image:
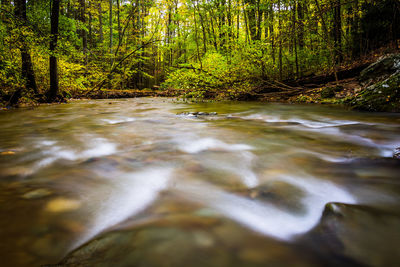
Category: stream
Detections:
[{"x1": 1, "y1": 98, "x2": 400, "y2": 266}]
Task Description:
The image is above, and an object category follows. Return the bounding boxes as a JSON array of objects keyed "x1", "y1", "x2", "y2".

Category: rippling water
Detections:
[{"x1": 0, "y1": 98, "x2": 399, "y2": 266}]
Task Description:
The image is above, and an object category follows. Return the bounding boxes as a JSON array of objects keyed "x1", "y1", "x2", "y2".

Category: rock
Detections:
[
  {"x1": 359, "y1": 54, "x2": 400, "y2": 84},
  {"x1": 22, "y1": 188, "x2": 53, "y2": 199},
  {"x1": 321, "y1": 86, "x2": 343, "y2": 98},
  {"x1": 348, "y1": 71, "x2": 400, "y2": 112},
  {"x1": 45, "y1": 197, "x2": 81, "y2": 213},
  {"x1": 248, "y1": 181, "x2": 306, "y2": 214},
  {"x1": 177, "y1": 111, "x2": 218, "y2": 117},
  {"x1": 394, "y1": 147, "x2": 400, "y2": 159},
  {"x1": 306, "y1": 202, "x2": 400, "y2": 267},
  {"x1": 60, "y1": 214, "x2": 324, "y2": 267}
]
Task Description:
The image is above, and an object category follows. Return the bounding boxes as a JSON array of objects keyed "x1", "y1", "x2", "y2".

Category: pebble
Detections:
[
  {"x1": 177, "y1": 112, "x2": 218, "y2": 116},
  {"x1": 22, "y1": 188, "x2": 53, "y2": 199},
  {"x1": 394, "y1": 147, "x2": 400, "y2": 159},
  {"x1": 45, "y1": 197, "x2": 81, "y2": 212}
]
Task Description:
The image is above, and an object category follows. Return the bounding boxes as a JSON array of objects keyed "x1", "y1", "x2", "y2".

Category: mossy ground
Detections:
[{"x1": 348, "y1": 72, "x2": 400, "y2": 112}]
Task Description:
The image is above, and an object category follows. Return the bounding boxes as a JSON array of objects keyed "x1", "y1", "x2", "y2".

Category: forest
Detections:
[
  {"x1": 2, "y1": 1, "x2": 400, "y2": 267},
  {"x1": 0, "y1": 0, "x2": 399, "y2": 107}
]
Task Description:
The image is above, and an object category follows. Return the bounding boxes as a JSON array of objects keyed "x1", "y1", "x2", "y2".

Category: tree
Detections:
[
  {"x1": 48, "y1": 0, "x2": 60, "y2": 101},
  {"x1": 11, "y1": 0, "x2": 37, "y2": 104}
]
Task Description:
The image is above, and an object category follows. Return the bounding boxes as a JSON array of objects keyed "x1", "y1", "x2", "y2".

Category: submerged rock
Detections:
[
  {"x1": 59, "y1": 214, "x2": 324, "y2": 267},
  {"x1": 306, "y1": 202, "x2": 400, "y2": 267},
  {"x1": 22, "y1": 188, "x2": 53, "y2": 199},
  {"x1": 248, "y1": 181, "x2": 306, "y2": 214},
  {"x1": 394, "y1": 147, "x2": 400, "y2": 159},
  {"x1": 177, "y1": 112, "x2": 218, "y2": 117},
  {"x1": 45, "y1": 197, "x2": 81, "y2": 213}
]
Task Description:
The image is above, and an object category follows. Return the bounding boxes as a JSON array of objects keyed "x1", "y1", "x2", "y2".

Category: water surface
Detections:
[{"x1": 1, "y1": 98, "x2": 400, "y2": 266}]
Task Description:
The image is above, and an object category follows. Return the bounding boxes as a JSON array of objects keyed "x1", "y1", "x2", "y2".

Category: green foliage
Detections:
[{"x1": 162, "y1": 51, "x2": 258, "y2": 99}]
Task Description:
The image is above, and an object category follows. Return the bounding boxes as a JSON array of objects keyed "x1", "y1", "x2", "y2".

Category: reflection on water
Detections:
[{"x1": 0, "y1": 98, "x2": 400, "y2": 267}]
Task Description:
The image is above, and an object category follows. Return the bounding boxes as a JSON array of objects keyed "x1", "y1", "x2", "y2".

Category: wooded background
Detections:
[{"x1": 0, "y1": 0, "x2": 399, "y2": 101}]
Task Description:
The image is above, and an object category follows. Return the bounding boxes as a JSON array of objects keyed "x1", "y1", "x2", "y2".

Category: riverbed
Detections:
[{"x1": 0, "y1": 98, "x2": 399, "y2": 266}]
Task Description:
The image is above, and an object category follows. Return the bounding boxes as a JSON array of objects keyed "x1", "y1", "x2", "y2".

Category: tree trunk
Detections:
[
  {"x1": 12, "y1": 0, "x2": 38, "y2": 104},
  {"x1": 314, "y1": 0, "x2": 338, "y2": 81},
  {"x1": 245, "y1": 0, "x2": 257, "y2": 41},
  {"x1": 333, "y1": 0, "x2": 342, "y2": 63},
  {"x1": 48, "y1": 0, "x2": 60, "y2": 101},
  {"x1": 255, "y1": 0, "x2": 262, "y2": 40},
  {"x1": 109, "y1": 0, "x2": 113, "y2": 67},
  {"x1": 197, "y1": 5, "x2": 208, "y2": 54},
  {"x1": 89, "y1": 1, "x2": 93, "y2": 48},
  {"x1": 98, "y1": 2, "x2": 104, "y2": 43},
  {"x1": 79, "y1": 0, "x2": 87, "y2": 66},
  {"x1": 278, "y1": 0, "x2": 283, "y2": 80},
  {"x1": 293, "y1": 1, "x2": 299, "y2": 77},
  {"x1": 297, "y1": 0, "x2": 304, "y2": 49},
  {"x1": 269, "y1": 2, "x2": 275, "y2": 64},
  {"x1": 117, "y1": 0, "x2": 121, "y2": 43}
]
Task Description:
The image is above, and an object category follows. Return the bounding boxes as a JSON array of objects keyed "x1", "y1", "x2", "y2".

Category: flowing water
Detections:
[{"x1": 0, "y1": 98, "x2": 400, "y2": 267}]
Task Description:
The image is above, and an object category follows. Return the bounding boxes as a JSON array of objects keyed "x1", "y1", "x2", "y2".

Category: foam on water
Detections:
[
  {"x1": 298, "y1": 150, "x2": 351, "y2": 163},
  {"x1": 73, "y1": 167, "x2": 173, "y2": 249},
  {"x1": 202, "y1": 150, "x2": 259, "y2": 188},
  {"x1": 80, "y1": 138, "x2": 117, "y2": 158},
  {"x1": 173, "y1": 176, "x2": 356, "y2": 241},
  {"x1": 242, "y1": 114, "x2": 362, "y2": 128},
  {"x1": 33, "y1": 138, "x2": 117, "y2": 171},
  {"x1": 177, "y1": 137, "x2": 258, "y2": 187},
  {"x1": 178, "y1": 137, "x2": 252, "y2": 154},
  {"x1": 240, "y1": 113, "x2": 400, "y2": 157},
  {"x1": 101, "y1": 117, "x2": 136, "y2": 124}
]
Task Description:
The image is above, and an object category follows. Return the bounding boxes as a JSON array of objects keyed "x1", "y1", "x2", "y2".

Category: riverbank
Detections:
[
  {"x1": 1, "y1": 53, "x2": 399, "y2": 113},
  {"x1": 226, "y1": 53, "x2": 400, "y2": 112}
]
